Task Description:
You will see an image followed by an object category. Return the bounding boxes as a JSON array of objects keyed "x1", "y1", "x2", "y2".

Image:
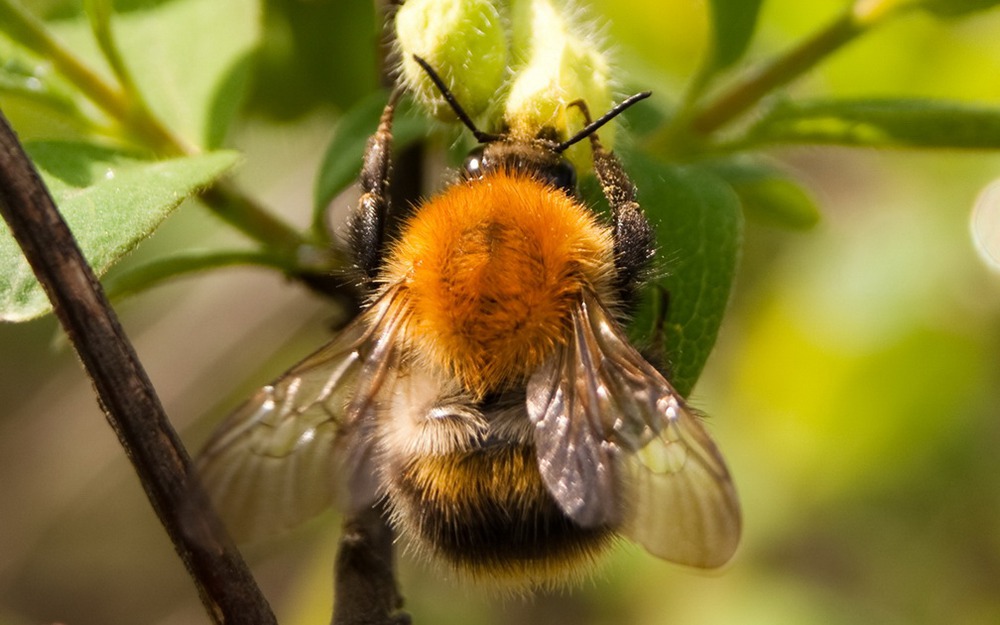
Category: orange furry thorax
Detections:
[{"x1": 383, "y1": 170, "x2": 616, "y2": 397}]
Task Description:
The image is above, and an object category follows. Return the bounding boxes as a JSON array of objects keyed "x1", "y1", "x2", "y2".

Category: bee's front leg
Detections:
[
  {"x1": 582, "y1": 147, "x2": 653, "y2": 314},
  {"x1": 349, "y1": 89, "x2": 403, "y2": 287},
  {"x1": 591, "y1": 143, "x2": 655, "y2": 307},
  {"x1": 567, "y1": 99, "x2": 655, "y2": 309}
]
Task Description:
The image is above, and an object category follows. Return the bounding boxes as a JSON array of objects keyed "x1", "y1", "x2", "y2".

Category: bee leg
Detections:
[
  {"x1": 595, "y1": 145, "x2": 656, "y2": 307},
  {"x1": 349, "y1": 88, "x2": 403, "y2": 287},
  {"x1": 570, "y1": 101, "x2": 656, "y2": 309}
]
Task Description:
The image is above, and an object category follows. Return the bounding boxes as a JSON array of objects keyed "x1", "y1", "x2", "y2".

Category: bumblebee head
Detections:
[
  {"x1": 463, "y1": 142, "x2": 577, "y2": 195},
  {"x1": 411, "y1": 55, "x2": 649, "y2": 195}
]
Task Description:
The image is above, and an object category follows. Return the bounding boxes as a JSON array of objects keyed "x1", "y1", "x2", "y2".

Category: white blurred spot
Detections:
[
  {"x1": 971, "y1": 179, "x2": 1000, "y2": 272},
  {"x1": 104, "y1": 168, "x2": 115, "y2": 180}
]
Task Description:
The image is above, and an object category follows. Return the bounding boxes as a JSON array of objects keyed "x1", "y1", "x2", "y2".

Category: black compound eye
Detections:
[
  {"x1": 464, "y1": 147, "x2": 486, "y2": 179},
  {"x1": 549, "y1": 159, "x2": 577, "y2": 194}
]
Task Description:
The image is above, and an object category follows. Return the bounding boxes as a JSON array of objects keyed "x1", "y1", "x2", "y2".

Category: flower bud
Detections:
[
  {"x1": 505, "y1": 0, "x2": 613, "y2": 167},
  {"x1": 395, "y1": 0, "x2": 508, "y2": 121}
]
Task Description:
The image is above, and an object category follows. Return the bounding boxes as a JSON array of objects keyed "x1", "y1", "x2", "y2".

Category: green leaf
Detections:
[
  {"x1": 0, "y1": 24, "x2": 100, "y2": 140},
  {"x1": 313, "y1": 91, "x2": 428, "y2": 228},
  {"x1": 710, "y1": 159, "x2": 821, "y2": 230},
  {"x1": 115, "y1": 0, "x2": 259, "y2": 148},
  {"x1": 0, "y1": 61, "x2": 91, "y2": 139},
  {"x1": 249, "y1": 0, "x2": 377, "y2": 116},
  {"x1": 706, "y1": 0, "x2": 764, "y2": 72},
  {"x1": 0, "y1": 0, "x2": 54, "y2": 56},
  {"x1": 919, "y1": 0, "x2": 1000, "y2": 17},
  {"x1": 0, "y1": 56, "x2": 74, "y2": 112},
  {"x1": 0, "y1": 143, "x2": 239, "y2": 321},
  {"x1": 102, "y1": 248, "x2": 288, "y2": 300},
  {"x1": 748, "y1": 99, "x2": 1000, "y2": 149},
  {"x1": 622, "y1": 150, "x2": 744, "y2": 397},
  {"x1": 48, "y1": 0, "x2": 261, "y2": 149}
]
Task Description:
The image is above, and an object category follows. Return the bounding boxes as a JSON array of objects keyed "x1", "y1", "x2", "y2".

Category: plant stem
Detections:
[
  {"x1": 693, "y1": 12, "x2": 864, "y2": 135},
  {"x1": 670, "y1": 9, "x2": 871, "y2": 146},
  {"x1": 332, "y1": 502, "x2": 409, "y2": 625},
  {"x1": 200, "y1": 181, "x2": 322, "y2": 254},
  {"x1": 81, "y1": 0, "x2": 190, "y2": 155},
  {"x1": 103, "y1": 249, "x2": 296, "y2": 299},
  {"x1": 0, "y1": 106, "x2": 276, "y2": 625},
  {"x1": 1, "y1": 0, "x2": 314, "y2": 252},
  {"x1": 0, "y1": 0, "x2": 190, "y2": 153},
  {"x1": 0, "y1": 0, "x2": 129, "y2": 121},
  {"x1": 85, "y1": 0, "x2": 141, "y2": 104}
]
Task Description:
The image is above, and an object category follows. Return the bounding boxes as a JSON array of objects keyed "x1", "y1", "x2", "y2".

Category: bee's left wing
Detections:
[
  {"x1": 527, "y1": 289, "x2": 741, "y2": 568},
  {"x1": 196, "y1": 287, "x2": 405, "y2": 542}
]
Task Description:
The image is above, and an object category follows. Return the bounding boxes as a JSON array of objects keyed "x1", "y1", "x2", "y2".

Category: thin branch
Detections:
[
  {"x1": 101, "y1": 248, "x2": 295, "y2": 300},
  {"x1": 687, "y1": 11, "x2": 864, "y2": 136},
  {"x1": 0, "y1": 108, "x2": 276, "y2": 625},
  {"x1": 649, "y1": 9, "x2": 873, "y2": 156},
  {"x1": 199, "y1": 181, "x2": 318, "y2": 255},
  {"x1": 332, "y1": 503, "x2": 410, "y2": 625}
]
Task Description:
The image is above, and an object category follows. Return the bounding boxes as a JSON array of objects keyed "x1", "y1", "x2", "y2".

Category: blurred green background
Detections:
[{"x1": 2, "y1": 1, "x2": 1000, "y2": 624}]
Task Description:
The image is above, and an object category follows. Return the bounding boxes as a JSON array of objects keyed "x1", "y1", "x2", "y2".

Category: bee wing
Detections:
[
  {"x1": 527, "y1": 289, "x2": 741, "y2": 568},
  {"x1": 196, "y1": 287, "x2": 405, "y2": 542}
]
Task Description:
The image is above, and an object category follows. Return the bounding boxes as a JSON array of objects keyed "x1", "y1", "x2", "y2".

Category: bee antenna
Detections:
[
  {"x1": 411, "y1": 55, "x2": 501, "y2": 144},
  {"x1": 555, "y1": 91, "x2": 652, "y2": 153}
]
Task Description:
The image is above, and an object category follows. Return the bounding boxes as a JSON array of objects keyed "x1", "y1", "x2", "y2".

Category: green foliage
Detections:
[
  {"x1": 624, "y1": 153, "x2": 744, "y2": 397},
  {"x1": 40, "y1": 0, "x2": 260, "y2": 148},
  {"x1": 101, "y1": 248, "x2": 286, "y2": 300},
  {"x1": 97, "y1": 0, "x2": 259, "y2": 149},
  {"x1": 0, "y1": 0, "x2": 297, "y2": 319},
  {"x1": 709, "y1": 159, "x2": 821, "y2": 230},
  {"x1": 0, "y1": 144, "x2": 238, "y2": 320},
  {"x1": 919, "y1": 0, "x2": 1000, "y2": 18},
  {"x1": 705, "y1": 0, "x2": 764, "y2": 73},
  {"x1": 248, "y1": 0, "x2": 377, "y2": 117},
  {"x1": 748, "y1": 98, "x2": 1000, "y2": 148}
]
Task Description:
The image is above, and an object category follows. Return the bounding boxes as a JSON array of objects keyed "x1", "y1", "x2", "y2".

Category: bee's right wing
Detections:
[
  {"x1": 196, "y1": 287, "x2": 405, "y2": 542},
  {"x1": 528, "y1": 288, "x2": 740, "y2": 568}
]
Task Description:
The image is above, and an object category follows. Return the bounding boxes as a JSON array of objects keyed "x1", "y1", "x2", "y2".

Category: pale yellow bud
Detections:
[{"x1": 505, "y1": 0, "x2": 613, "y2": 167}]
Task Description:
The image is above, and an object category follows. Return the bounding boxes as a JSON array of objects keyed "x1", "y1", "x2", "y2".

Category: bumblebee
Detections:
[{"x1": 197, "y1": 57, "x2": 740, "y2": 585}]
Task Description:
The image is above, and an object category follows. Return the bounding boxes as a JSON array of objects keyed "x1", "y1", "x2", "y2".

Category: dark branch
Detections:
[
  {"x1": 332, "y1": 502, "x2": 410, "y2": 625},
  {"x1": 0, "y1": 109, "x2": 276, "y2": 624}
]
